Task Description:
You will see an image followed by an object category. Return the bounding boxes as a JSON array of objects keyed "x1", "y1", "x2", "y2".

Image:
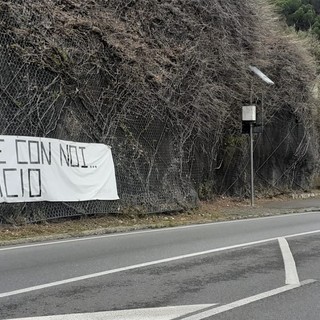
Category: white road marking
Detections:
[
  {"x1": 0, "y1": 237, "x2": 280, "y2": 298},
  {"x1": 3, "y1": 304, "x2": 217, "y2": 320},
  {"x1": 0, "y1": 211, "x2": 318, "y2": 252},
  {"x1": 7, "y1": 280, "x2": 315, "y2": 320},
  {"x1": 278, "y1": 237, "x2": 300, "y2": 285},
  {"x1": 284, "y1": 229, "x2": 320, "y2": 239},
  {"x1": 181, "y1": 279, "x2": 316, "y2": 319},
  {"x1": 1, "y1": 228, "x2": 320, "y2": 299}
]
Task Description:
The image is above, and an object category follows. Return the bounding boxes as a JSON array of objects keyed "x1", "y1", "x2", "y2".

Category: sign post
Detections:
[
  {"x1": 250, "y1": 122, "x2": 254, "y2": 206},
  {"x1": 242, "y1": 106, "x2": 256, "y2": 206}
]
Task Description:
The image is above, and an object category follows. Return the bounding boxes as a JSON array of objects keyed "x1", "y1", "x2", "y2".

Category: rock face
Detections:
[{"x1": 0, "y1": 0, "x2": 318, "y2": 222}]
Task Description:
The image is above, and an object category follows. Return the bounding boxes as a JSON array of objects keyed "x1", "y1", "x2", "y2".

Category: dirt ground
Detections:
[{"x1": 1, "y1": 193, "x2": 319, "y2": 245}]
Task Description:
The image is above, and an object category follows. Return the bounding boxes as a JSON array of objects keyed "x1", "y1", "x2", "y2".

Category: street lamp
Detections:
[
  {"x1": 244, "y1": 66, "x2": 274, "y2": 206},
  {"x1": 249, "y1": 66, "x2": 275, "y2": 85}
]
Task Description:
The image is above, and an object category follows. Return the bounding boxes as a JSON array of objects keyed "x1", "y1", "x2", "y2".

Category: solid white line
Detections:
[
  {"x1": 1, "y1": 228, "x2": 320, "y2": 299},
  {"x1": 4, "y1": 304, "x2": 218, "y2": 320},
  {"x1": 181, "y1": 279, "x2": 316, "y2": 320},
  {"x1": 284, "y1": 229, "x2": 320, "y2": 239},
  {"x1": 0, "y1": 237, "x2": 279, "y2": 298},
  {"x1": 278, "y1": 237, "x2": 300, "y2": 285},
  {"x1": 0, "y1": 211, "x2": 319, "y2": 252}
]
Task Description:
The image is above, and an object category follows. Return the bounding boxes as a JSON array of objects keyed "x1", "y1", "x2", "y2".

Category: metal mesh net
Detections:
[
  {"x1": 0, "y1": 1, "x2": 318, "y2": 223},
  {"x1": 0, "y1": 26, "x2": 198, "y2": 223}
]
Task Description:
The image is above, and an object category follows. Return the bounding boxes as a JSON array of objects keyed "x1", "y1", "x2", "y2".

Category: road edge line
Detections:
[{"x1": 1, "y1": 211, "x2": 319, "y2": 252}]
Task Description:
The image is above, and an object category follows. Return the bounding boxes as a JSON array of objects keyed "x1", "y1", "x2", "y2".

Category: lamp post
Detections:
[{"x1": 244, "y1": 66, "x2": 274, "y2": 206}]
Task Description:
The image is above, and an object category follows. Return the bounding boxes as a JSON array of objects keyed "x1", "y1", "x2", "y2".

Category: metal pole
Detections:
[{"x1": 250, "y1": 122, "x2": 254, "y2": 206}]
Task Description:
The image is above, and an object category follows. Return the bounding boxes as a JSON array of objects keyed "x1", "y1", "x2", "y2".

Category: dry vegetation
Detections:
[
  {"x1": 0, "y1": 195, "x2": 315, "y2": 244},
  {"x1": 0, "y1": 0, "x2": 319, "y2": 223}
]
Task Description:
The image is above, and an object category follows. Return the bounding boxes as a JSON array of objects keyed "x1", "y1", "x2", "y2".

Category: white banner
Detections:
[{"x1": 0, "y1": 135, "x2": 119, "y2": 203}]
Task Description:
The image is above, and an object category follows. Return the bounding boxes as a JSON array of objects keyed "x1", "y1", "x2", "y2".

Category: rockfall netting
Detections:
[{"x1": 0, "y1": 0, "x2": 319, "y2": 223}]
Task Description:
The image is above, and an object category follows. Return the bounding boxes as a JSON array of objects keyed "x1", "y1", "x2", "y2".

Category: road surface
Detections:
[{"x1": 1, "y1": 212, "x2": 320, "y2": 319}]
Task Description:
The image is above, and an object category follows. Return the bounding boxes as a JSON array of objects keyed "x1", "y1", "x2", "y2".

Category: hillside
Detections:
[{"x1": 0, "y1": 0, "x2": 319, "y2": 222}]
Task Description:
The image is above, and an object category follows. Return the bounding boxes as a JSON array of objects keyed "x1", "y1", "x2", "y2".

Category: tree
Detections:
[
  {"x1": 312, "y1": 17, "x2": 320, "y2": 38},
  {"x1": 276, "y1": 0, "x2": 318, "y2": 31},
  {"x1": 289, "y1": 4, "x2": 316, "y2": 29},
  {"x1": 303, "y1": 0, "x2": 320, "y2": 14},
  {"x1": 276, "y1": 0, "x2": 302, "y2": 16}
]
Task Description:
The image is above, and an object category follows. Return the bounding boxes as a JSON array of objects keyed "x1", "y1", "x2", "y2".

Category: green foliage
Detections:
[
  {"x1": 307, "y1": 0, "x2": 320, "y2": 13},
  {"x1": 275, "y1": 0, "x2": 320, "y2": 38},
  {"x1": 198, "y1": 182, "x2": 214, "y2": 201},
  {"x1": 312, "y1": 19, "x2": 320, "y2": 38},
  {"x1": 276, "y1": 0, "x2": 302, "y2": 16}
]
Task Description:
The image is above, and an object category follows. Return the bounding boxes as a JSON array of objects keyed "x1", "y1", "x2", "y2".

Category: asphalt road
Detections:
[{"x1": 1, "y1": 212, "x2": 320, "y2": 319}]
